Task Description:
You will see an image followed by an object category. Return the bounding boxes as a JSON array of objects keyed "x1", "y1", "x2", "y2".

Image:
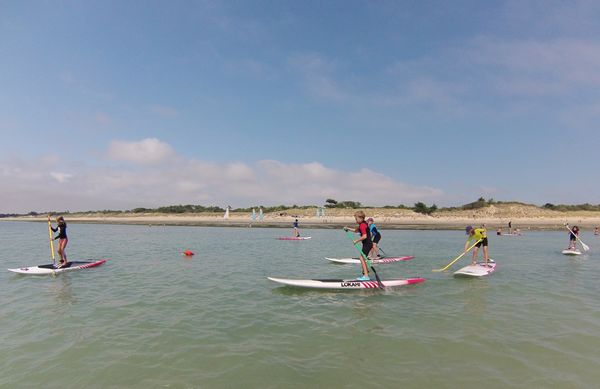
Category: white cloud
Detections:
[
  {"x1": 107, "y1": 138, "x2": 176, "y2": 165},
  {"x1": 0, "y1": 139, "x2": 444, "y2": 213},
  {"x1": 50, "y1": 172, "x2": 72, "y2": 183}
]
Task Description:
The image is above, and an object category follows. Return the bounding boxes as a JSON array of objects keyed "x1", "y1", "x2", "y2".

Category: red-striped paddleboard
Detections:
[
  {"x1": 267, "y1": 277, "x2": 425, "y2": 289},
  {"x1": 8, "y1": 259, "x2": 107, "y2": 275},
  {"x1": 325, "y1": 256, "x2": 414, "y2": 265}
]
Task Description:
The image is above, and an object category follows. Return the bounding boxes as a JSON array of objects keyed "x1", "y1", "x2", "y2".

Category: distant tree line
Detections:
[{"x1": 4, "y1": 200, "x2": 600, "y2": 217}]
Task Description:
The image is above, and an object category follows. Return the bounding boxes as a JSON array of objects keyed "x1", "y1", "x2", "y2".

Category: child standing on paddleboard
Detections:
[
  {"x1": 367, "y1": 217, "x2": 382, "y2": 258},
  {"x1": 50, "y1": 216, "x2": 68, "y2": 268},
  {"x1": 293, "y1": 218, "x2": 300, "y2": 237},
  {"x1": 465, "y1": 225, "x2": 489, "y2": 266},
  {"x1": 568, "y1": 225, "x2": 580, "y2": 250},
  {"x1": 344, "y1": 211, "x2": 372, "y2": 281}
]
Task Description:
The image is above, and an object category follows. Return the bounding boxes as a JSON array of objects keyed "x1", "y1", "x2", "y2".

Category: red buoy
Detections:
[{"x1": 183, "y1": 250, "x2": 195, "y2": 256}]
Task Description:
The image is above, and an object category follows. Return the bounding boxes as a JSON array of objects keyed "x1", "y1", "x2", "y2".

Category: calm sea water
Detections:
[{"x1": 1, "y1": 222, "x2": 600, "y2": 388}]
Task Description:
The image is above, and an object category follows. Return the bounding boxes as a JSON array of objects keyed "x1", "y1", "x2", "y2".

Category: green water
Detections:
[{"x1": 1, "y1": 222, "x2": 600, "y2": 388}]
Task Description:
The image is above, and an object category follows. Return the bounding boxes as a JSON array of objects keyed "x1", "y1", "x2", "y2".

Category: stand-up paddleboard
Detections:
[
  {"x1": 562, "y1": 249, "x2": 582, "y2": 256},
  {"x1": 454, "y1": 260, "x2": 496, "y2": 277},
  {"x1": 268, "y1": 276, "x2": 425, "y2": 290},
  {"x1": 8, "y1": 259, "x2": 107, "y2": 275},
  {"x1": 324, "y1": 256, "x2": 415, "y2": 265},
  {"x1": 276, "y1": 237, "x2": 311, "y2": 240},
  {"x1": 499, "y1": 233, "x2": 521, "y2": 236}
]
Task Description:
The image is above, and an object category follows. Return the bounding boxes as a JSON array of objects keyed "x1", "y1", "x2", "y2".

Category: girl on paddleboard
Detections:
[
  {"x1": 293, "y1": 218, "x2": 300, "y2": 237},
  {"x1": 568, "y1": 226, "x2": 580, "y2": 250},
  {"x1": 465, "y1": 225, "x2": 490, "y2": 266},
  {"x1": 344, "y1": 211, "x2": 372, "y2": 281},
  {"x1": 367, "y1": 217, "x2": 382, "y2": 258},
  {"x1": 50, "y1": 216, "x2": 68, "y2": 268}
]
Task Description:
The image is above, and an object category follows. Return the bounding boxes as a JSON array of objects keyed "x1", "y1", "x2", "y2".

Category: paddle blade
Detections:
[{"x1": 582, "y1": 242, "x2": 590, "y2": 251}]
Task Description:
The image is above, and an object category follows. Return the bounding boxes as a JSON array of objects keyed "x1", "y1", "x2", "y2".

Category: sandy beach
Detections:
[{"x1": 4, "y1": 204, "x2": 600, "y2": 230}]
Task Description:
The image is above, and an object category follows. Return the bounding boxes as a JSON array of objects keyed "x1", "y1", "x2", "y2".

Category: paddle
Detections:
[
  {"x1": 344, "y1": 229, "x2": 384, "y2": 289},
  {"x1": 432, "y1": 239, "x2": 482, "y2": 272},
  {"x1": 47, "y1": 215, "x2": 56, "y2": 265},
  {"x1": 565, "y1": 224, "x2": 590, "y2": 251}
]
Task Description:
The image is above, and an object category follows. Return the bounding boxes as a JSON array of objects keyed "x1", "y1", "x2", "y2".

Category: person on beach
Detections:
[
  {"x1": 344, "y1": 211, "x2": 372, "y2": 281},
  {"x1": 508, "y1": 220, "x2": 512, "y2": 234},
  {"x1": 50, "y1": 216, "x2": 68, "y2": 268},
  {"x1": 568, "y1": 225, "x2": 580, "y2": 250},
  {"x1": 465, "y1": 225, "x2": 489, "y2": 266},
  {"x1": 366, "y1": 217, "x2": 382, "y2": 258},
  {"x1": 293, "y1": 218, "x2": 300, "y2": 237}
]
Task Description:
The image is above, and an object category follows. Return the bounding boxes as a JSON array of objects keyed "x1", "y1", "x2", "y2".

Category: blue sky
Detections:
[{"x1": 1, "y1": 1, "x2": 600, "y2": 212}]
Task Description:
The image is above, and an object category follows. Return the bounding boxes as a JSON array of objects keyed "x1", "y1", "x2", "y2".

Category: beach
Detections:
[{"x1": 4, "y1": 204, "x2": 600, "y2": 230}]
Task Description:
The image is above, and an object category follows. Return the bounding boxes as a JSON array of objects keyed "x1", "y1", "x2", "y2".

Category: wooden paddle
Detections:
[
  {"x1": 432, "y1": 239, "x2": 482, "y2": 272},
  {"x1": 47, "y1": 215, "x2": 56, "y2": 265}
]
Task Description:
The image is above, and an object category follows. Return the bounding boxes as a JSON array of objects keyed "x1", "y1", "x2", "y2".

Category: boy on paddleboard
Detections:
[
  {"x1": 344, "y1": 211, "x2": 372, "y2": 281},
  {"x1": 568, "y1": 225, "x2": 580, "y2": 250},
  {"x1": 465, "y1": 225, "x2": 489, "y2": 266},
  {"x1": 366, "y1": 217, "x2": 382, "y2": 258},
  {"x1": 50, "y1": 216, "x2": 68, "y2": 268},
  {"x1": 293, "y1": 218, "x2": 300, "y2": 237}
]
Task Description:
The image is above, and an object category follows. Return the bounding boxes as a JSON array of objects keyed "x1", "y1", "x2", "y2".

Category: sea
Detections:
[{"x1": 1, "y1": 221, "x2": 600, "y2": 388}]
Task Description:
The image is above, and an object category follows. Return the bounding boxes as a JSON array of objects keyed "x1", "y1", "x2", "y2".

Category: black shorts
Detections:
[
  {"x1": 372, "y1": 233, "x2": 381, "y2": 244},
  {"x1": 570, "y1": 235, "x2": 577, "y2": 241},
  {"x1": 475, "y1": 237, "x2": 488, "y2": 248}
]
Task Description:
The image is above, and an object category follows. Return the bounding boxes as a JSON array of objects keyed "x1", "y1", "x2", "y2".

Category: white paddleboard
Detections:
[
  {"x1": 324, "y1": 256, "x2": 415, "y2": 265},
  {"x1": 276, "y1": 237, "x2": 312, "y2": 240},
  {"x1": 454, "y1": 260, "x2": 496, "y2": 277},
  {"x1": 562, "y1": 249, "x2": 582, "y2": 256},
  {"x1": 267, "y1": 277, "x2": 425, "y2": 290},
  {"x1": 8, "y1": 260, "x2": 107, "y2": 275}
]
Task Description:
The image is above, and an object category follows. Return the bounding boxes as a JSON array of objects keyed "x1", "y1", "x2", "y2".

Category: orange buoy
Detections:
[{"x1": 183, "y1": 250, "x2": 195, "y2": 256}]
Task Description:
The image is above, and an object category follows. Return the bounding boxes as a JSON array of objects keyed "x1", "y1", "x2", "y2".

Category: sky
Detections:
[{"x1": 1, "y1": 0, "x2": 600, "y2": 213}]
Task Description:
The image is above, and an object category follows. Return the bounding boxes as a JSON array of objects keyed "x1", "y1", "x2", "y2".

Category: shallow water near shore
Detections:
[{"x1": 2, "y1": 221, "x2": 600, "y2": 388}]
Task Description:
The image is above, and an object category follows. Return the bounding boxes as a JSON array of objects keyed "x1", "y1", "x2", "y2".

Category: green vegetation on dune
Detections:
[{"x1": 3, "y1": 199, "x2": 600, "y2": 218}]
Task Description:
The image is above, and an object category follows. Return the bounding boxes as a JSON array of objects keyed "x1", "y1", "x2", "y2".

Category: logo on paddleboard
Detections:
[{"x1": 341, "y1": 282, "x2": 361, "y2": 287}]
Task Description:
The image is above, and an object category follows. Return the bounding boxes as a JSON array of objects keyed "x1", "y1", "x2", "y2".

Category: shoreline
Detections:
[{"x1": 3, "y1": 213, "x2": 600, "y2": 230}]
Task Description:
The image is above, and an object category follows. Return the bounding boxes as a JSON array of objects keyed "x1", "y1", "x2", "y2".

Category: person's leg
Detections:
[
  {"x1": 360, "y1": 246, "x2": 371, "y2": 278},
  {"x1": 59, "y1": 239, "x2": 68, "y2": 264},
  {"x1": 472, "y1": 247, "x2": 479, "y2": 265}
]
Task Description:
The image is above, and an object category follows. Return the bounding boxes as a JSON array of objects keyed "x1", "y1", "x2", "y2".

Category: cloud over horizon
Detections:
[{"x1": 0, "y1": 138, "x2": 443, "y2": 213}]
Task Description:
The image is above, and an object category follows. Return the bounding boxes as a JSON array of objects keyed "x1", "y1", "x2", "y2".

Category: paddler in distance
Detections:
[
  {"x1": 293, "y1": 218, "x2": 300, "y2": 237},
  {"x1": 344, "y1": 210, "x2": 372, "y2": 281},
  {"x1": 50, "y1": 215, "x2": 68, "y2": 268},
  {"x1": 366, "y1": 217, "x2": 382, "y2": 258},
  {"x1": 465, "y1": 225, "x2": 490, "y2": 266},
  {"x1": 567, "y1": 225, "x2": 580, "y2": 250}
]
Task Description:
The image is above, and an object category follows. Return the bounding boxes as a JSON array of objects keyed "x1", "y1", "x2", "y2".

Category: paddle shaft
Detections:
[
  {"x1": 432, "y1": 239, "x2": 482, "y2": 272},
  {"x1": 47, "y1": 216, "x2": 55, "y2": 264},
  {"x1": 565, "y1": 224, "x2": 589, "y2": 251},
  {"x1": 345, "y1": 230, "x2": 384, "y2": 289}
]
